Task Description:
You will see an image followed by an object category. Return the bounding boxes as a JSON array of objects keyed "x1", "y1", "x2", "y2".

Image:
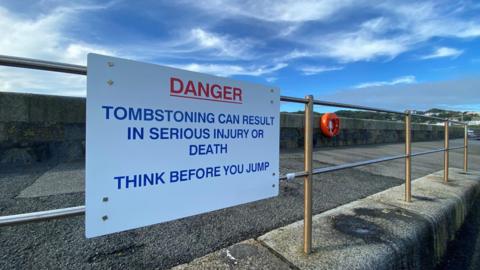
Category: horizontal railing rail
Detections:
[
  {"x1": 0, "y1": 54, "x2": 470, "y2": 255},
  {"x1": 312, "y1": 99, "x2": 402, "y2": 114},
  {"x1": 0, "y1": 55, "x2": 87, "y2": 75},
  {"x1": 0, "y1": 206, "x2": 85, "y2": 227},
  {"x1": 0, "y1": 146, "x2": 465, "y2": 227},
  {"x1": 0, "y1": 55, "x2": 466, "y2": 124}
]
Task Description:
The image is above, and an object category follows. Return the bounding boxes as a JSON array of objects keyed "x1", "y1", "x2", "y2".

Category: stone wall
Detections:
[
  {"x1": 0, "y1": 92, "x2": 85, "y2": 165},
  {"x1": 0, "y1": 92, "x2": 463, "y2": 165},
  {"x1": 280, "y1": 113, "x2": 464, "y2": 149}
]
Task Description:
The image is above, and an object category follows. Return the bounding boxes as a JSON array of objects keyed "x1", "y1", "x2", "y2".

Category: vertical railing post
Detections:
[
  {"x1": 303, "y1": 95, "x2": 314, "y2": 254},
  {"x1": 444, "y1": 120, "x2": 449, "y2": 182},
  {"x1": 405, "y1": 111, "x2": 412, "y2": 202},
  {"x1": 464, "y1": 124, "x2": 468, "y2": 172}
]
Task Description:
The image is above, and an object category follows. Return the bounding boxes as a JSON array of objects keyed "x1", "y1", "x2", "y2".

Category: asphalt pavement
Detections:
[{"x1": 0, "y1": 139, "x2": 478, "y2": 269}]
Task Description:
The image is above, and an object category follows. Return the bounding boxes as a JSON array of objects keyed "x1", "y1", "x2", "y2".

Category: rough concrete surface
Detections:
[
  {"x1": 438, "y1": 195, "x2": 480, "y2": 270},
  {"x1": 257, "y1": 169, "x2": 480, "y2": 270},
  {"x1": 171, "y1": 239, "x2": 294, "y2": 270},
  {"x1": 0, "y1": 92, "x2": 463, "y2": 166},
  {"x1": 17, "y1": 161, "x2": 84, "y2": 198},
  {"x1": 0, "y1": 139, "x2": 479, "y2": 269},
  {"x1": 258, "y1": 200, "x2": 434, "y2": 270}
]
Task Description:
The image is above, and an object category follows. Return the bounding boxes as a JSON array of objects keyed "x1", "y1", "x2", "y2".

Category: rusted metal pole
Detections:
[
  {"x1": 405, "y1": 111, "x2": 412, "y2": 202},
  {"x1": 464, "y1": 125, "x2": 468, "y2": 172},
  {"x1": 444, "y1": 121, "x2": 449, "y2": 182},
  {"x1": 304, "y1": 95, "x2": 314, "y2": 254}
]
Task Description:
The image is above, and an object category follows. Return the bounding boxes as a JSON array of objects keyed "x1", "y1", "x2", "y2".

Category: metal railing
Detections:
[{"x1": 0, "y1": 55, "x2": 470, "y2": 255}]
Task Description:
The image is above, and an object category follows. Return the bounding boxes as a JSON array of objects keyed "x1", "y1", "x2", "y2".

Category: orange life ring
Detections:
[{"x1": 320, "y1": 113, "x2": 340, "y2": 137}]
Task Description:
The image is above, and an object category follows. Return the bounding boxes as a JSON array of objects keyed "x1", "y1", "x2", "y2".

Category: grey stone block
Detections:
[
  {"x1": 258, "y1": 169, "x2": 480, "y2": 269},
  {"x1": 0, "y1": 92, "x2": 29, "y2": 122},
  {"x1": 259, "y1": 199, "x2": 434, "y2": 270},
  {"x1": 0, "y1": 123, "x2": 5, "y2": 141},
  {"x1": 172, "y1": 239, "x2": 293, "y2": 270},
  {"x1": 0, "y1": 147, "x2": 35, "y2": 164},
  {"x1": 27, "y1": 94, "x2": 85, "y2": 123}
]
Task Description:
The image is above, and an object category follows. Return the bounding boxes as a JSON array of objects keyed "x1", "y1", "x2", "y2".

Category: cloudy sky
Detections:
[{"x1": 1, "y1": 0, "x2": 480, "y2": 111}]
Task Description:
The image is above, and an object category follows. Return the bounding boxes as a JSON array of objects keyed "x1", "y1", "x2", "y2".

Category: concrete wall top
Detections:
[
  {"x1": 0, "y1": 92, "x2": 456, "y2": 131},
  {"x1": 0, "y1": 92, "x2": 464, "y2": 164},
  {"x1": 280, "y1": 112, "x2": 458, "y2": 131},
  {"x1": 0, "y1": 92, "x2": 85, "y2": 124}
]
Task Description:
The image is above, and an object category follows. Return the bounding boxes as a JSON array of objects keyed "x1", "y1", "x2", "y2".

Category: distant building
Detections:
[{"x1": 467, "y1": 120, "x2": 480, "y2": 125}]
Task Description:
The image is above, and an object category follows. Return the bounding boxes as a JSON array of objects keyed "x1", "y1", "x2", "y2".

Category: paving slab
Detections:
[
  {"x1": 16, "y1": 161, "x2": 84, "y2": 198},
  {"x1": 258, "y1": 169, "x2": 480, "y2": 270},
  {"x1": 368, "y1": 169, "x2": 480, "y2": 262},
  {"x1": 259, "y1": 199, "x2": 433, "y2": 270},
  {"x1": 171, "y1": 239, "x2": 293, "y2": 270}
]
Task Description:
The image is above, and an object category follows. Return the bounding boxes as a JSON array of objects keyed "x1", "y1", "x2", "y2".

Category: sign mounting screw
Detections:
[
  {"x1": 270, "y1": 89, "x2": 274, "y2": 93},
  {"x1": 102, "y1": 215, "x2": 108, "y2": 221},
  {"x1": 102, "y1": 197, "x2": 108, "y2": 202},
  {"x1": 107, "y1": 62, "x2": 114, "y2": 67},
  {"x1": 270, "y1": 100, "x2": 274, "y2": 104},
  {"x1": 107, "y1": 80, "x2": 114, "y2": 86}
]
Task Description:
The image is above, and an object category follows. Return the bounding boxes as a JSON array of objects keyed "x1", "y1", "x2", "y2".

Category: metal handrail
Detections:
[
  {"x1": 0, "y1": 54, "x2": 468, "y2": 126},
  {"x1": 313, "y1": 99, "x2": 402, "y2": 114},
  {"x1": 0, "y1": 54, "x2": 470, "y2": 255},
  {"x1": 0, "y1": 146, "x2": 467, "y2": 227},
  {"x1": 280, "y1": 96, "x2": 308, "y2": 104},
  {"x1": 412, "y1": 113, "x2": 465, "y2": 125},
  {"x1": 0, "y1": 206, "x2": 85, "y2": 226},
  {"x1": 0, "y1": 55, "x2": 87, "y2": 75},
  {"x1": 313, "y1": 154, "x2": 407, "y2": 174}
]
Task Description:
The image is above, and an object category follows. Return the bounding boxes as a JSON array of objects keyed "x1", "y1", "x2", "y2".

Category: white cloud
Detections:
[
  {"x1": 2, "y1": 1, "x2": 480, "y2": 97},
  {"x1": 324, "y1": 77, "x2": 480, "y2": 111},
  {"x1": 388, "y1": 2, "x2": 480, "y2": 40},
  {"x1": 421, "y1": 47, "x2": 463, "y2": 59},
  {"x1": 354, "y1": 75, "x2": 416, "y2": 88},
  {"x1": 196, "y1": 1, "x2": 480, "y2": 63},
  {"x1": 192, "y1": 28, "x2": 224, "y2": 48},
  {"x1": 111, "y1": 27, "x2": 257, "y2": 62},
  {"x1": 173, "y1": 63, "x2": 287, "y2": 77},
  {"x1": 315, "y1": 32, "x2": 409, "y2": 63},
  {"x1": 0, "y1": 4, "x2": 276, "y2": 96},
  {"x1": 0, "y1": 5, "x2": 114, "y2": 96},
  {"x1": 0, "y1": 6, "x2": 114, "y2": 65},
  {"x1": 297, "y1": 2, "x2": 479, "y2": 63},
  {"x1": 0, "y1": 4, "x2": 250, "y2": 96},
  {"x1": 276, "y1": 49, "x2": 312, "y2": 62},
  {"x1": 189, "y1": 28, "x2": 254, "y2": 59},
  {"x1": 299, "y1": 65, "x2": 343, "y2": 75},
  {"x1": 360, "y1": 17, "x2": 392, "y2": 34},
  {"x1": 185, "y1": 0, "x2": 356, "y2": 23},
  {"x1": 265, "y1": 77, "x2": 278, "y2": 82}
]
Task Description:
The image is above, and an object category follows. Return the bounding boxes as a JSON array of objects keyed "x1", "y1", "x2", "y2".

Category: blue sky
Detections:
[{"x1": 0, "y1": 0, "x2": 480, "y2": 112}]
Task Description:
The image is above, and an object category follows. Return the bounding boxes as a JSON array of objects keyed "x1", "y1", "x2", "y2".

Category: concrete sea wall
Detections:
[
  {"x1": 0, "y1": 92, "x2": 463, "y2": 165},
  {"x1": 0, "y1": 92, "x2": 85, "y2": 165},
  {"x1": 173, "y1": 168, "x2": 480, "y2": 269},
  {"x1": 280, "y1": 113, "x2": 463, "y2": 149}
]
